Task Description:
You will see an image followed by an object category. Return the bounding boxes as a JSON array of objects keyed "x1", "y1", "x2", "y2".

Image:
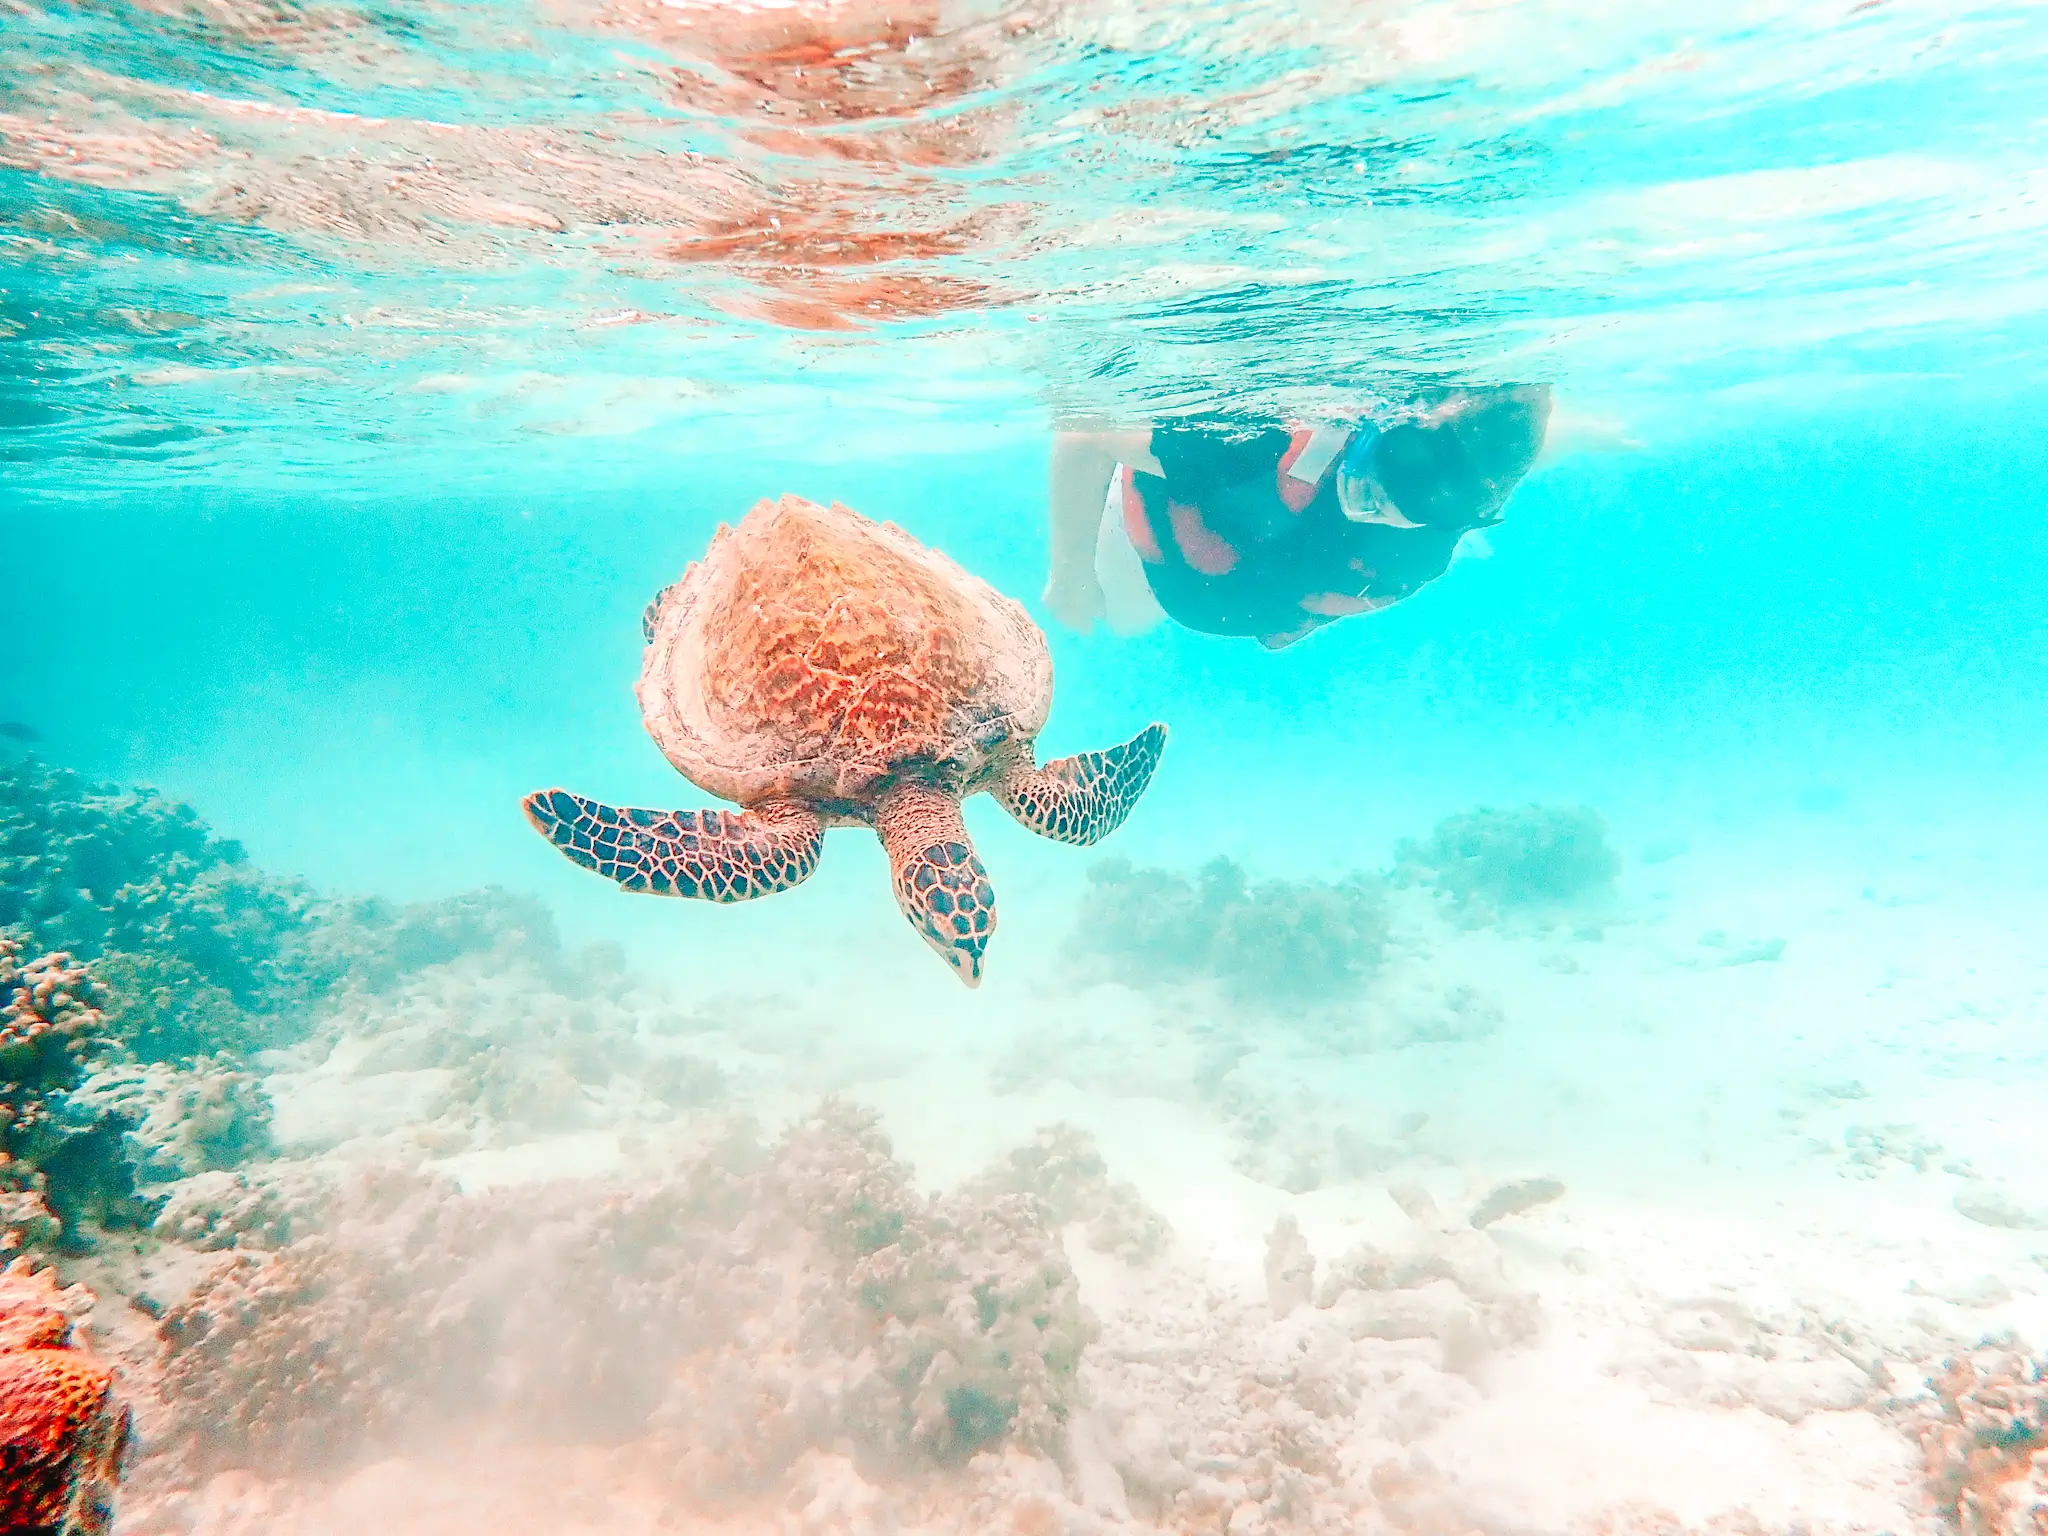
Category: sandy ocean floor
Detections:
[{"x1": 28, "y1": 804, "x2": 2048, "y2": 1536}]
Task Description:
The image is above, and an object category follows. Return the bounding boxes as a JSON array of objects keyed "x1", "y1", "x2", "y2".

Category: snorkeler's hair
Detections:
[{"x1": 1374, "y1": 384, "x2": 1552, "y2": 529}]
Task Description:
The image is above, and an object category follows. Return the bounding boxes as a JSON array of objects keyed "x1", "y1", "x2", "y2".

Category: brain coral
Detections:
[{"x1": 0, "y1": 1258, "x2": 131, "y2": 1536}]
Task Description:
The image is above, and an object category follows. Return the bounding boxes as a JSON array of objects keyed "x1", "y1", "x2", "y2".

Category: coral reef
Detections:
[
  {"x1": 66, "y1": 1061, "x2": 274, "y2": 1183},
  {"x1": 963, "y1": 1123, "x2": 1173, "y2": 1265},
  {"x1": 150, "y1": 1166, "x2": 327, "y2": 1253},
  {"x1": 0, "y1": 1257, "x2": 131, "y2": 1536},
  {"x1": 1393, "y1": 803, "x2": 1620, "y2": 922},
  {"x1": 89, "y1": 953, "x2": 263, "y2": 1065},
  {"x1": 0, "y1": 758, "x2": 315, "y2": 1024},
  {"x1": 0, "y1": 936, "x2": 145, "y2": 1246},
  {"x1": 1, "y1": 757, "x2": 575, "y2": 1065},
  {"x1": 156, "y1": 1188, "x2": 487, "y2": 1474},
  {"x1": 2, "y1": 938, "x2": 105, "y2": 1167},
  {"x1": 1914, "y1": 1349, "x2": 2048, "y2": 1534},
  {"x1": 268, "y1": 939, "x2": 690, "y2": 1157},
  {"x1": 5, "y1": 934, "x2": 274, "y2": 1246},
  {"x1": 153, "y1": 1104, "x2": 1091, "y2": 1487},
  {"x1": 1074, "y1": 855, "x2": 1389, "y2": 1006}
]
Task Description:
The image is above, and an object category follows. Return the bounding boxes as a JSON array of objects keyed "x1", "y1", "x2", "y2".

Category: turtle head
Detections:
[
  {"x1": 898, "y1": 838, "x2": 995, "y2": 987},
  {"x1": 875, "y1": 787, "x2": 996, "y2": 987}
]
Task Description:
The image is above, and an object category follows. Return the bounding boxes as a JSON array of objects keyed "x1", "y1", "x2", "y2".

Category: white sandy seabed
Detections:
[{"x1": 77, "y1": 814, "x2": 2048, "y2": 1536}]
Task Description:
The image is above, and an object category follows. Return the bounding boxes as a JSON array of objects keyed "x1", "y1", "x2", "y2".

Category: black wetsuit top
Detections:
[{"x1": 1128, "y1": 423, "x2": 1461, "y2": 642}]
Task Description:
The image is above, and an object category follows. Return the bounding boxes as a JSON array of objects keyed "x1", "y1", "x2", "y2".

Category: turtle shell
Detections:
[{"x1": 637, "y1": 494, "x2": 1052, "y2": 809}]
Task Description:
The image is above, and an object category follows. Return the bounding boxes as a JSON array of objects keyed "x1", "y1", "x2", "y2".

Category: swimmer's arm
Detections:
[
  {"x1": 1537, "y1": 404, "x2": 1642, "y2": 463},
  {"x1": 1044, "y1": 427, "x2": 1157, "y2": 630}
]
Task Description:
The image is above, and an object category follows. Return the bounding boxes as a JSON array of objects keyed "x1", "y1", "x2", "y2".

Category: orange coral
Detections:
[
  {"x1": 0, "y1": 941, "x2": 104, "y2": 1085},
  {"x1": 1918, "y1": 1352, "x2": 2048, "y2": 1535},
  {"x1": 0, "y1": 1259, "x2": 130, "y2": 1536}
]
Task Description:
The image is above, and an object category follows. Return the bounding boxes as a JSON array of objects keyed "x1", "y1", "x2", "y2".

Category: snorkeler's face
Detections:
[
  {"x1": 1372, "y1": 419, "x2": 1498, "y2": 529},
  {"x1": 1373, "y1": 394, "x2": 1549, "y2": 530}
]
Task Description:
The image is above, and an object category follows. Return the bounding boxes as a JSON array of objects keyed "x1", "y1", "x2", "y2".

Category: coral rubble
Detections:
[
  {"x1": 1074, "y1": 855, "x2": 1389, "y2": 1005},
  {"x1": 1394, "y1": 803, "x2": 1620, "y2": 922},
  {"x1": 0, "y1": 1257, "x2": 131, "y2": 1536}
]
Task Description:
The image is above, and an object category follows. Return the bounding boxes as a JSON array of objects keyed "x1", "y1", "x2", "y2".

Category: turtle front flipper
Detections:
[
  {"x1": 995, "y1": 722, "x2": 1167, "y2": 846},
  {"x1": 522, "y1": 789, "x2": 822, "y2": 901},
  {"x1": 874, "y1": 785, "x2": 995, "y2": 988},
  {"x1": 641, "y1": 581, "x2": 681, "y2": 642}
]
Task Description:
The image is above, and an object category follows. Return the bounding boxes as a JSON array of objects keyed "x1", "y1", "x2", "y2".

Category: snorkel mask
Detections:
[
  {"x1": 1335, "y1": 423, "x2": 1421, "y2": 528},
  {"x1": 1340, "y1": 407, "x2": 1525, "y2": 532}
]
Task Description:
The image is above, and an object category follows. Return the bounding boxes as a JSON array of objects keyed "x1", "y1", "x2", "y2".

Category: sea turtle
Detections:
[{"x1": 523, "y1": 494, "x2": 1166, "y2": 986}]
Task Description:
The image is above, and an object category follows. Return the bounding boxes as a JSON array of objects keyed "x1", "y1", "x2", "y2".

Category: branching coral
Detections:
[
  {"x1": 1393, "y1": 803, "x2": 1620, "y2": 922},
  {"x1": 1915, "y1": 1350, "x2": 2048, "y2": 1534},
  {"x1": 150, "y1": 1165, "x2": 326, "y2": 1252},
  {"x1": 1074, "y1": 855, "x2": 1389, "y2": 1005},
  {"x1": 155, "y1": 1104, "x2": 1092, "y2": 1488},
  {"x1": 88, "y1": 953, "x2": 263, "y2": 1064},
  {"x1": 783, "y1": 1105, "x2": 1092, "y2": 1464},
  {"x1": 0, "y1": 1258, "x2": 131, "y2": 1536}
]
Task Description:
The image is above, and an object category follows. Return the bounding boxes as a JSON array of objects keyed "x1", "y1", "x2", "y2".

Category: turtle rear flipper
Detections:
[
  {"x1": 522, "y1": 789, "x2": 821, "y2": 901},
  {"x1": 995, "y1": 722, "x2": 1166, "y2": 846}
]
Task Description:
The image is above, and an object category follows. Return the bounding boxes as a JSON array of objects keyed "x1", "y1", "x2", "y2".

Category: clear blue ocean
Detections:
[{"x1": 4, "y1": 3, "x2": 2047, "y2": 1531}]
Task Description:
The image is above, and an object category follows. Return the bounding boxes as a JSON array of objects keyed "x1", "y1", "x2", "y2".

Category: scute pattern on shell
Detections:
[
  {"x1": 705, "y1": 545, "x2": 978, "y2": 756},
  {"x1": 639, "y1": 496, "x2": 1051, "y2": 807}
]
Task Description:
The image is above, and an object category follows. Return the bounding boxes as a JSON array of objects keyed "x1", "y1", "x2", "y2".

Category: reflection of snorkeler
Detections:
[{"x1": 1045, "y1": 386, "x2": 1578, "y2": 648}]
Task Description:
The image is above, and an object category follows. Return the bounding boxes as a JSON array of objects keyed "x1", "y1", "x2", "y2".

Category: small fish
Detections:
[{"x1": 0, "y1": 722, "x2": 41, "y2": 742}]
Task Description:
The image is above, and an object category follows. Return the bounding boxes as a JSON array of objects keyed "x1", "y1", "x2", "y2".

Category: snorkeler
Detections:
[{"x1": 1043, "y1": 386, "x2": 1559, "y2": 648}]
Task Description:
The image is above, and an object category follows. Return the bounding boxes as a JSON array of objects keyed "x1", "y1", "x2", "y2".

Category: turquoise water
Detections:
[{"x1": 6, "y1": 2, "x2": 2048, "y2": 1531}]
